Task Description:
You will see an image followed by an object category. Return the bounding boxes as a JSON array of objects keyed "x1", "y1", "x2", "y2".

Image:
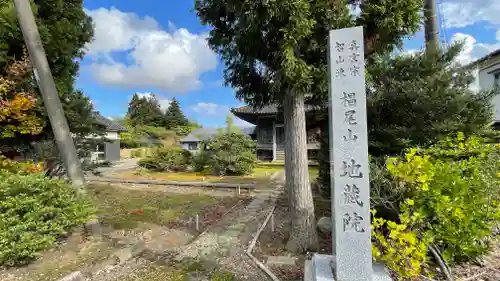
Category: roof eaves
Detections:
[{"x1": 465, "y1": 48, "x2": 500, "y2": 69}]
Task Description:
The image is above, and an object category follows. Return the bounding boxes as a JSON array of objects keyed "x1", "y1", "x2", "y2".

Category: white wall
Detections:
[
  {"x1": 84, "y1": 131, "x2": 120, "y2": 140},
  {"x1": 477, "y1": 61, "x2": 500, "y2": 121}
]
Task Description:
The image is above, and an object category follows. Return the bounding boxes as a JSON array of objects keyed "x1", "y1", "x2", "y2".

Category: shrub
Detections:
[
  {"x1": 371, "y1": 133, "x2": 500, "y2": 277},
  {"x1": 192, "y1": 150, "x2": 211, "y2": 173},
  {"x1": 0, "y1": 172, "x2": 95, "y2": 266},
  {"x1": 131, "y1": 148, "x2": 145, "y2": 158},
  {"x1": 372, "y1": 209, "x2": 430, "y2": 278},
  {"x1": 205, "y1": 132, "x2": 257, "y2": 176},
  {"x1": 138, "y1": 147, "x2": 192, "y2": 172},
  {"x1": 0, "y1": 156, "x2": 44, "y2": 174}
]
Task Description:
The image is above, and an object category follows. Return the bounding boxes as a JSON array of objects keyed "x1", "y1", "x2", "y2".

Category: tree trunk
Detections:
[
  {"x1": 318, "y1": 113, "x2": 331, "y2": 196},
  {"x1": 283, "y1": 90, "x2": 319, "y2": 253}
]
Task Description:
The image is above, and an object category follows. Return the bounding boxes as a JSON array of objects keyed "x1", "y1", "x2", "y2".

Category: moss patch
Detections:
[{"x1": 122, "y1": 260, "x2": 235, "y2": 281}]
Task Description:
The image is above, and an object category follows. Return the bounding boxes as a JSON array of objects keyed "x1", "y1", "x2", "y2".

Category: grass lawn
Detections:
[
  {"x1": 107, "y1": 165, "x2": 319, "y2": 186},
  {"x1": 107, "y1": 165, "x2": 285, "y2": 186},
  {"x1": 253, "y1": 164, "x2": 319, "y2": 179},
  {"x1": 87, "y1": 184, "x2": 232, "y2": 230}
]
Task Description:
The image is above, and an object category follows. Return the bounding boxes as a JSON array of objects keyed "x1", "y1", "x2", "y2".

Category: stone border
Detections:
[
  {"x1": 86, "y1": 177, "x2": 256, "y2": 189},
  {"x1": 246, "y1": 204, "x2": 281, "y2": 281}
]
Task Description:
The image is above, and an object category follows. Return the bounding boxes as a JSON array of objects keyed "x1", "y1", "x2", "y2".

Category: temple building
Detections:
[{"x1": 231, "y1": 104, "x2": 322, "y2": 162}]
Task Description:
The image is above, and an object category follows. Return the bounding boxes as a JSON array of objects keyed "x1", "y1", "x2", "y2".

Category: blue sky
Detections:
[{"x1": 77, "y1": 0, "x2": 500, "y2": 128}]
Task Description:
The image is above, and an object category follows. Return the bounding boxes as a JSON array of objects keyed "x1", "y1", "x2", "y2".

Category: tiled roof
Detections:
[
  {"x1": 93, "y1": 113, "x2": 128, "y2": 132},
  {"x1": 465, "y1": 48, "x2": 500, "y2": 69},
  {"x1": 231, "y1": 105, "x2": 281, "y2": 114},
  {"x1": 180, "y1": 126, "x2": 255, "y2": 143},
  {"x1": 231, "y1": 104, "x2": 317, "y2": 114}
]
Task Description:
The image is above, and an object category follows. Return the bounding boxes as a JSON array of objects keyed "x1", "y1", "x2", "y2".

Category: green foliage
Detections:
[
  {"x1": 196, "y1": 0, "x2": 422, "y2": 107},
  {"x1": 371, "y1": 133, "x2": 500, "y2": 277},
  {"x1": 131, "y1": 148, "x2": 148, "y2": 158},
  {"x1": 372, "y1": 210, "x2": 430, "y2": 278},
  {"x1": 165, "y1": 98, "x2": 189, "y2": 129},
  {"x1": 318, "y1": 44, "x2": 499, "y2": 192},
  {"x1": 138, "y1": 147, "x2": 192, "y2": 172},
  {"x1": 0, "y1": 0, "x2": 101, "y2": 149},
  {"x1": 0, "y1": 172, "x2": 95, "y2": 266},
  {"x1": 204, "y1": 132, "x2": 257, "y2": 176},
  {"x1": 175, "y1": 123, "x2": 201, "y2": 136},
  {"x1": 366, "y1": 45, "x2": 498, "y2": 157},
  {"x1": 120, "y1": 122, "x2": 177, "y2": 148},
  {"x1": 192, "y1": 151, "x2": 211, "y2": 173},
  {"x1": 119, "y1": 131, "x2": 145, "y2": 148},
  {"x1": 127, "y1": 93, "x2": 167, "y2": 127}
]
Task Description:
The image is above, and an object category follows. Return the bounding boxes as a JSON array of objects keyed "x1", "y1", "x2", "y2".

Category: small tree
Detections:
[
  {"x1": 206, "y1": 132, "x2": 257, "y2": 176},
  {"x1": 164, "y1": 97, "x2": 189, "y2": 129}
]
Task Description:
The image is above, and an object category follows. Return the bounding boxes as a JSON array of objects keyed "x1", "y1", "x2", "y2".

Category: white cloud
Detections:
[
  {"x1": 85, "y1": 7, "x2": 218, "y2": 92},
  {"x1": 440, "y1": 0, "x2": 500, "y2": 28},
  {"x1": 190, "y1": 102, "x2": 254, "y2": 127},
  {"x1": 450, "y1": 33, "x2": 500, "y2": 65},
  {"x1": 134, "y1": 92, "x2": 171, "y2": 111},
  {"x1": 438, "y1": 0, "x2": 500, "y2": 65},
  {"x1": 191, "y1": 102, "x2": 228, "y2": 116}
]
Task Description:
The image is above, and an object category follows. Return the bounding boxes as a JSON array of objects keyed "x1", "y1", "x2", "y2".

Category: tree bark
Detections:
[
  {"x1": 317, "y1": 115, "x2": 331, "y2": 196},
  {"x1": 283, "y1": 90, "x2": 319, "y2": 253}
]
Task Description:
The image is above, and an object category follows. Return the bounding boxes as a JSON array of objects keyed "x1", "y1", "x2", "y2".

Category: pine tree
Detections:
[
  {"x1": 164, "y1": 98, "x2": 188, "y2": 129},
  {"x1": 126, "y1": 93, "x2": 165, "y2": 127}
]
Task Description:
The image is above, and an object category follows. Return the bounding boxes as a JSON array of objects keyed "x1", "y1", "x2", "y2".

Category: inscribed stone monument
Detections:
[{"x1": 328, "y1": 26, "x2": 372, "y2": 281}]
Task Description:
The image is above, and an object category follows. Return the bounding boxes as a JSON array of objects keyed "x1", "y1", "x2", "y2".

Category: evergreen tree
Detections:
[
  {"x1": 126, "y1": 93, "x2": 165, "y2": 127},
  {"x1": 196, "y1": 0, "x2": 422, "y2": 253},
  {"x1": 164, "y1": 98, "x2": 188, "y2": 129},
  {"x1": 368, "y1": 45, "x2": 497, "y2": 156}
]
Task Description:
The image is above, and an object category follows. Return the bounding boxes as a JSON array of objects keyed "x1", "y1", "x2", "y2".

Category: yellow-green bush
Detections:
[
  {"x1": 371, "y1": 133, "x2": 500, "y2": 277},
  {"x1": 372, "y1": 209, "x2": 430, "y2": 278},
  {"x1": 0, "y1": 171, "x2": 95, "y2": 266}
]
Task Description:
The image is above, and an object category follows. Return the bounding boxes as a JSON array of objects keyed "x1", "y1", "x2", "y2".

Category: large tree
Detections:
[
  {"x1": 126, "y1": 93, "x2": 165, "y2": 127},
  {"x1": 164, "y1": 97, "x2": 189, "y2": 129},
  {"x1": 0, "y1": 0, "x2": 103, "y2": 150},
  {"x1": 196, "y1": 0, "x2": 422, "y2": 252}
]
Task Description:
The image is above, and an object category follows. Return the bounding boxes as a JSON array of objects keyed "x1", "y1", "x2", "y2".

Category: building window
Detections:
[
  {"x1": 96, "y1": 143, "x2": 105, "y2": 152},
  {"x1": 188, "y1": 143, "x2": 198, "y2": 150},
  {"x1": 495, "y1": 72, "x2": 500, "y2": 87}
]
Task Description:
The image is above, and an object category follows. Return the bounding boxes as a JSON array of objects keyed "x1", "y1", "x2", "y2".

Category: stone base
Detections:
[{"x1": 303, "y1": 254, "x2": 392, "y2": 281}]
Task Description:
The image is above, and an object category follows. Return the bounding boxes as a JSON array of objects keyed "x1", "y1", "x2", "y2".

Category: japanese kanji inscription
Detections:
[{"x1": 328, "y1": 26, "x2": 372, "y2": 281}]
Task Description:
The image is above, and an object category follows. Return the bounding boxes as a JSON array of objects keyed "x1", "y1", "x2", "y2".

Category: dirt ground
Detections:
[{"x1": 0, "y1": 184, "x2": 249, "y2": 281}]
